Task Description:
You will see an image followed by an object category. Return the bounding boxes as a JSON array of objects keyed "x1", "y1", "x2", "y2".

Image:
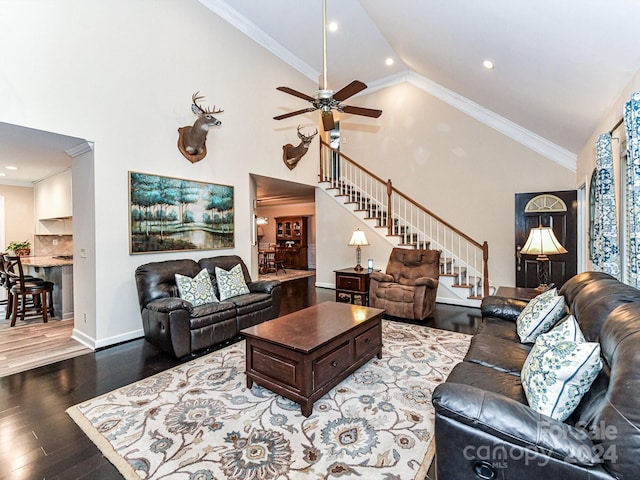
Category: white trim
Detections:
[
  {"x1": 72, "y1": 327, "x2": 144, "y2": 350},
  {"x1": 199, "y1": 0, "x2": 319, "y2": 82},
  {"x1": 201, "y1": 1, "x2": 576, "y2": 172}
]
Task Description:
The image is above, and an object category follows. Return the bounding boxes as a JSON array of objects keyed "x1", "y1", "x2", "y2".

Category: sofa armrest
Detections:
[
  {"x1": 432, "y1": 383, "x2": 599, "y2": 466},
  {"x1": 248, "y1": 280, "x2": 280, "y2": 294},
  {"x1": 481, "y1": 295, "x2": 529, "y2": 322},
  {"x1": 369, "y1": 271, "x2": 394, "y2": 283},
  {"x1": 145, "y1": 297, "x2": 193, "y2": 314}
]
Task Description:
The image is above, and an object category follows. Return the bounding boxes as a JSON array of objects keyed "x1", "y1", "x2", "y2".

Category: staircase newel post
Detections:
[
  {"x1": 482, "y1": 241, "x2": 489, "y2": 297},
  {"x1": 386, "y1": 179, "x2": 393, "y2": 236}
]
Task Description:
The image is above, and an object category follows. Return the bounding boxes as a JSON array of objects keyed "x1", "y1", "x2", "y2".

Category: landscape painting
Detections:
[{"x1": 129, "y1": 171, "x2": 234, "y2": 254}]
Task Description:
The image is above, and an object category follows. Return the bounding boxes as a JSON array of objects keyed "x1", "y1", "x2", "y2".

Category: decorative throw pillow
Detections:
[
  {"x1": 516, "y1": 288, "x2": 566, "y2": 343},
  {"x1": 215, "y1": 264, "x2": 250, "y2": 301},
  {"x1": 175, "y1": 268, "x2": 218, "y2": 306},
  {"x1": 542, "y1": 315, "x2": 585, "y2": 344},
  {"x1": 521, "y1": 324, "x2": 602, "y2": 421}
]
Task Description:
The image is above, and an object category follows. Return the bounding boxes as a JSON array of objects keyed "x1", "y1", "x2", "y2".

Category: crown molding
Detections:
[
  {"x1": 367, "y1": 71, "x2": 576, "y2": 171},
  {"x1": 199, "y1": 0, "x2": 319, "y2": 82},
  {"x1": 65, "y1": 141, "x2": 93, "y2": 158},
  {"x1": 202, "y1": 1, "x2": 576, "y2": 172}
]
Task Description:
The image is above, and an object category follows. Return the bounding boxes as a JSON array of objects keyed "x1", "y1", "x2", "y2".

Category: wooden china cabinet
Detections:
[{"x1": 275, "y1": 216, "x2": 308, "y2": 269}]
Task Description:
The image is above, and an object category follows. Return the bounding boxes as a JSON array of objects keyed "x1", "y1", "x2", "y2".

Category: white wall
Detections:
[
  {"x1": 0, "y1": 0, "x2": 319, "y2": 347},
  {"x1": 0, "y1": 186, "x2": 35, "y2": 250}
]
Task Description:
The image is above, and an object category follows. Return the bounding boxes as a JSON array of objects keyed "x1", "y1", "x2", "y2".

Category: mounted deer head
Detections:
[
  {"x1": 282, "y1": 125, "x2": 318, "y2": 170},
  {"x1": 177, "y1": 92, "x2": 223, "y2": 163}
]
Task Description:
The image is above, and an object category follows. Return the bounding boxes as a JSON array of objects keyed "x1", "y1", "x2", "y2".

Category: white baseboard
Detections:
[{"x1": 71, "y1": 328, "x2": 145, "y2": 350}]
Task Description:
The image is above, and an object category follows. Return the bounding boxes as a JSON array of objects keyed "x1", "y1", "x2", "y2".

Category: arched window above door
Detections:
[{"x1": 524, "y1": 194, "x2": 567, "y2": 213}]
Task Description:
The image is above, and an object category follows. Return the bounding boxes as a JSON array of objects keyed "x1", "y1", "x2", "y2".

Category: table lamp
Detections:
[
  {"x1": 348, "y1": 229, "x2": 369, "y2": 271},
  {"x1": 520, "y1": 226, "x2": 567, "y2": 291}
]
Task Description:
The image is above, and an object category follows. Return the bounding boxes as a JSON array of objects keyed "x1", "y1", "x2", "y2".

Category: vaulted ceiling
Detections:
[{"x1": 205, "y1": 0, "x2": 640, "y2": 168}]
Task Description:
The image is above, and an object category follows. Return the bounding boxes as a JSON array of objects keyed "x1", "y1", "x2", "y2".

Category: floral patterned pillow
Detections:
[
  {"x1": 215, "y1": 264, "x2": 250, "y2": 301},
  {"x1": 175, "y1": 268, "x2": 218, "y2": 306},
  {"x1": 521, "y1": 321, "x2": 602, "y2": 421},
  {"x1": 516, "y1": 288, "x2": 566, "y2": 343},
  {"x1": 542, "y1": 315, "x2": 585, "y2": 344}
]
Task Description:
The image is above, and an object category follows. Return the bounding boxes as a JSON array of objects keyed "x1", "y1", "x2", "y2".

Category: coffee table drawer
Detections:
[
  {"x1": 313, "y1": 342, "x2": 351, "y2": 390},
  {"x1": 252, "y1": 348, "x2": 297, "y2": 386},
  {"x1": 355, "y1": 323, "x2": 381, "y2": 360}
]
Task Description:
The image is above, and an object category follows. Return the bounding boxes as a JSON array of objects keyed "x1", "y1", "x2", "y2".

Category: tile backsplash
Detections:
[{"x1": 35, "y1": 235, "x2": 73, "y2": 256}]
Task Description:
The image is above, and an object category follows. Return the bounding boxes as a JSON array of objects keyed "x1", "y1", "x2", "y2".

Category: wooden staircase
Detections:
[{"x1": 319, "y1": 139, "x2": 490, "y2": 307}]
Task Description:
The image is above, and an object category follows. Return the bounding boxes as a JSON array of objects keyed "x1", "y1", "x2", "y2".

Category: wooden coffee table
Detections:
[{"x1": 241, "y1": 301, "x2": 384, "y2": 417}]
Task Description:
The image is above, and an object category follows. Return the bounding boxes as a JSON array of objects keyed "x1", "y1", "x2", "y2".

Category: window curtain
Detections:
[
  {"x1": 624, "y1": 91, "x2": 640, "y2": 288},
  {"x1": 592, "y1": 133, "x2": 620, "y2": 278}
]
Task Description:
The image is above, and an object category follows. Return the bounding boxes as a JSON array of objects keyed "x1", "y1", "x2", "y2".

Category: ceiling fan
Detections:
[{"x1": 273, "y1": 0, "x2": 383, "y2": 131}]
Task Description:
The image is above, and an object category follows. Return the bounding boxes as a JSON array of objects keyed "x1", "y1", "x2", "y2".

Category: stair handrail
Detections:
[{"x1": 319, "y1": 137, "x2": 489, "y2": 297}]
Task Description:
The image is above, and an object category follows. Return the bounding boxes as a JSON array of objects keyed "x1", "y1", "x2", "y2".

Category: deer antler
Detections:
[
  {"x1": 297, "y1": 125, "x2": 318, "y2": 140},
  {"x1": 191, "y1": 92, "x2": 223, "y2": 115}
]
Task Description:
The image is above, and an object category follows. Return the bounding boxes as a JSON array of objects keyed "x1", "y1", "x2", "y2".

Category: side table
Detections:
[
  {"x1": 495, "y1": 286, "x2": 539, "y2": 302},
  {"x1": 334, "y1": 268, "x2": 376, "y2": 306}
]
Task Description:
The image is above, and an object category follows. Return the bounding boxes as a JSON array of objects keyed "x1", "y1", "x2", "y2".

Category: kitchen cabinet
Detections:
[
  {"x1": 34, "y1": 170, "x2": 72, "y2": 220},
  {"x1": 34, "y1": 170, "x2": 73, "y2": 234}
]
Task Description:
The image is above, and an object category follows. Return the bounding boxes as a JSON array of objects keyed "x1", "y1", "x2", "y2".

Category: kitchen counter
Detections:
[
  {"x1": 21, "y1": 256, "x2": 74, "y2": 319},
  {"x1": 21, "y1": 255, "x2": 73, "y2": 267}
]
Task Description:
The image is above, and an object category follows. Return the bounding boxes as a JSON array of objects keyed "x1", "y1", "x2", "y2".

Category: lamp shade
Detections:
[
  {"x1": 520, "y1": 226, "x2": 567, "y2": 257},
  {"x1": 348, "y1": 229, "x2": 369, "y2": 246}
]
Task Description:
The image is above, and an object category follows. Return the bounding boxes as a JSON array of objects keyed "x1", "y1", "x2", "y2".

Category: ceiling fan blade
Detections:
[
  {"x1": 341, "y1": 105, "x2": 383, "y2": 118},
  {"x1": 333, "y1": 80, "x2": 367, "y2": 102},
  {"x1": 276, "y1": 86, "x2": 315, "y2": 102},
  {"x1": 322, "y1": 110, "x2": 335, "y2": 131},
  {"x1": 273, "y1": 108, "x2": 317, "y2": 121}
]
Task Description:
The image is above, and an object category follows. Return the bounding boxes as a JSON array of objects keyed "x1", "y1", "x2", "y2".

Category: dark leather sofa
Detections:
[
  {"x1": 135, "y1": 255, "x2": 281, "y2": 358},
  {"x1": 432, "y1": 272, "x2": 640, "y2": 479}
]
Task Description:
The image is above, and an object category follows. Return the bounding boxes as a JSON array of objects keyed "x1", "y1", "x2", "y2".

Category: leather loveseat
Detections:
[
  {"x1": 135, "y1": 255, "x2": 281, "y2": 358},
  {"x1": 432, "y1": 272, "x2": 640, "y2": 479}
]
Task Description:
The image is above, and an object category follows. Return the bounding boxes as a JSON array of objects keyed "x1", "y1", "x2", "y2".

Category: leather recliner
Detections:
[
  {"x1": 369, "y1": 248, "x2": 440, "y2": 320},
  {"x1": 432, "y1": 272, "x2": 640, "y2": 479},
  {"x1": 135, "y1": 255, "x2": 281, "y2": 358}
]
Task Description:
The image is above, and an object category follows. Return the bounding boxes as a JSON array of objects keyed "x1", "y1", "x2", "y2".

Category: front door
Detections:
[{"x1": 515, "y1": 190, "x2": 577, "y2": 289}]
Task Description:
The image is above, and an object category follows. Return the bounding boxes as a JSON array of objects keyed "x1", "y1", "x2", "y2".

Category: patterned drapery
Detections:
[
  {"x1": 624, "y1": 91, "x2": 640, "y2": 288},
  {"x1": 592, "y1": 133, "x2": 620, "y2": 278}
]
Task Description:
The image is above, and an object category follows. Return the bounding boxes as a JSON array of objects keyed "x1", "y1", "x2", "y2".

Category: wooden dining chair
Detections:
[
  {"x1": 2, "y1": 254, "x2": 54, "y2": 326},
  {"x1": 273, "y1": 246, "x2": 287, "y2": 275}
]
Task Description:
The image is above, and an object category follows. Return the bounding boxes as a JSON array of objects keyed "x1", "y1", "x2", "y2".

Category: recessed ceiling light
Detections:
[
  {"x1": 328, "y1": 21, "x2": 338, "y2": 32},
  {"x1": 0, "y1": 173, "x2": 5, "y2": 177},
  {"x1": 483, "y1": 59, "x2": 495, "y2": 70},
  {"x1": 5, "y1": 165, "x2": 18, "y2": 170},
  {"x1": 385, "y1": 57, "x2": 394, "y2": 66}
]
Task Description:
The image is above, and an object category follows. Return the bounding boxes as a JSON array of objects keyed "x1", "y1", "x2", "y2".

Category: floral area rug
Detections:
[{"x1": 67, "y1": 320, "x2": 470, "y2": 479}]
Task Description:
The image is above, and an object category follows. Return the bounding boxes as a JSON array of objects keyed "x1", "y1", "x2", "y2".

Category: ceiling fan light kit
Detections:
[{"x1": 273, "y1": 0, "x2": 382, "y2": 131}]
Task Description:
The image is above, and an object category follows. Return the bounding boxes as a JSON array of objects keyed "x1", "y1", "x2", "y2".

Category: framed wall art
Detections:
[{"x1": 129, "y1": 171, "x2": 234, "y2": 254}]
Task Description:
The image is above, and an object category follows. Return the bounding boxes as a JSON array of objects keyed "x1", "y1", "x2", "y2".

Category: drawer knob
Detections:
[
  {"x1": 331, "y1": 360, "x2": 338, "y2": 368},
  {"x1": 365, "y1": 338, "x2": 371, "y2": 344}
]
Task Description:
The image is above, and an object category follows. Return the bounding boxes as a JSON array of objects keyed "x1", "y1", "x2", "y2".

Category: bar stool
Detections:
[
  {"x1": 0, "y1": 254, "x2": 46, "y2": 314},
  {"x1": 2, "y1": 254, "x2": 54, "y2": 326}
]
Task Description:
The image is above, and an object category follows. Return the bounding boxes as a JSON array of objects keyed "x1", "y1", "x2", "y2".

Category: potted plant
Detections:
[{"x1": 7, "y1": 240, "x2": 31, "y2": 257}]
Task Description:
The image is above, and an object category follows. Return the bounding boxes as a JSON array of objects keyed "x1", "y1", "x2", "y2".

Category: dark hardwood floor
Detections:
[{"x1": 0, "y1": 277, "x2": 480, "y2": 479}]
